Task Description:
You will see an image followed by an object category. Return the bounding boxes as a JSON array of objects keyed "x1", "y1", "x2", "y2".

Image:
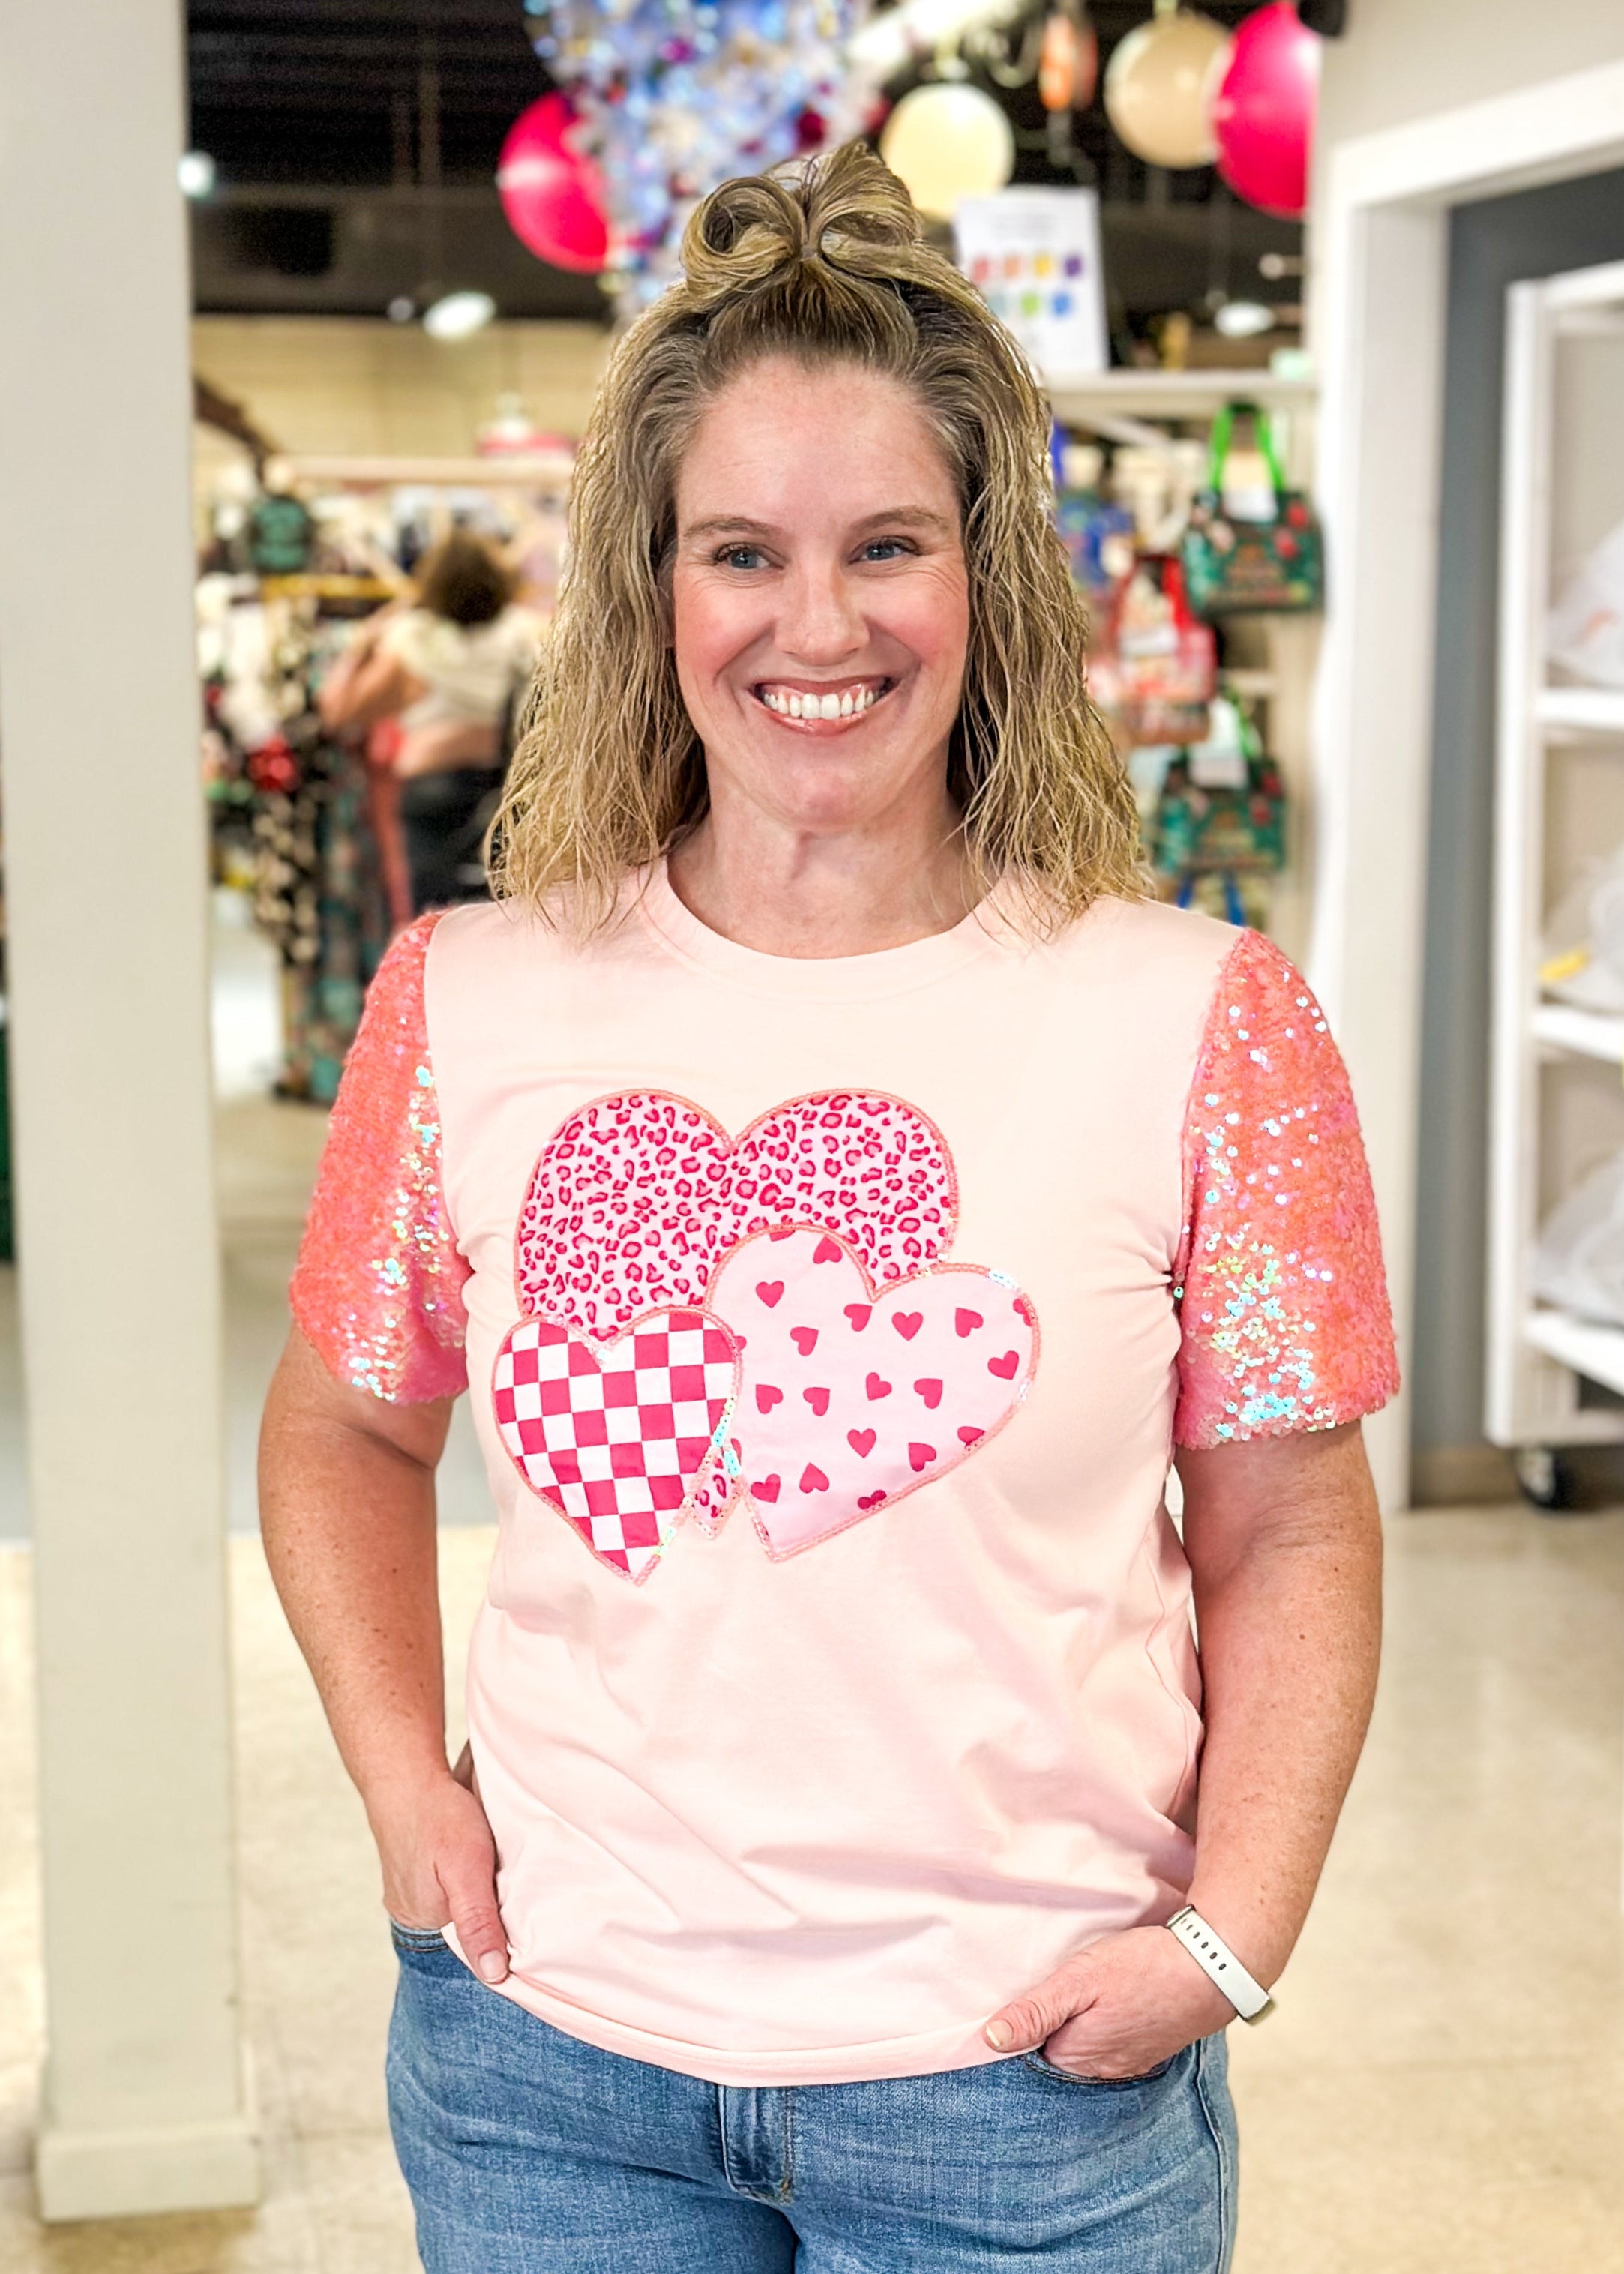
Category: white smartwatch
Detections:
[{"x1": 1165, "y1": 1906, "x2": 1275, "y2": 2024}]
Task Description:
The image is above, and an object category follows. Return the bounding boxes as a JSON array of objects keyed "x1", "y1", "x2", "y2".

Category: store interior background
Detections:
[{"x1": 1, "y1": 1, "x2": 1624, "y2": 2269}]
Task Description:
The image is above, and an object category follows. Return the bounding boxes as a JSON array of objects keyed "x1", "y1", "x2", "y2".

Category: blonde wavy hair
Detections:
[{"x1": 491, "y1": 139, "x2": 1143, "y2": 930}]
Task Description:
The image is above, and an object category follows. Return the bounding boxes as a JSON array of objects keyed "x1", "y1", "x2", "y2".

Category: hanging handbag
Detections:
[
  {"x1": 1181, "y1": 402, "x2": 1324, "y2": 616},
  {"x1": 1089, "y1": 553, "x2": 1216, "y2": 747},
  {"x1": 1150, "y1": 703, "x2": 1287, "y2": 883}
]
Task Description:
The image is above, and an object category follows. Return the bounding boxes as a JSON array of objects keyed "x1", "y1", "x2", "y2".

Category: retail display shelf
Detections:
[
  {"x1": 1532, "y1": 1000, "x2": 1624, "y2": 1062},
  {"x1": 1047, "y1": 369, "x2": 1317, "y2": 424},
  {"x1": 1536, "y1": 685, "x2": 1624, "y2": 734},
  {"x1": 1524, "y1": 1306, "x2": 1624, "y2": 1399}
]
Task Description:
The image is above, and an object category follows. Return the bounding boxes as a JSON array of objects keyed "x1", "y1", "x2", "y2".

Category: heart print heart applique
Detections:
[
  {"x1": 492, "y1": 1309, "x2": 739, "y2": 1583},
  {"x1": 513, "y1": 1090, "x2": 957, "y2": 1342},
  {"x1": 706, "y1": 1227, "x2": 1038, "y2": 1559}
]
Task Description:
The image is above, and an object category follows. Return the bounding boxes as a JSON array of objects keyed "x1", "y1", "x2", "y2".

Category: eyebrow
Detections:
[{"x1": 681, "y1": 506, "x2": 955, "y2": 541}]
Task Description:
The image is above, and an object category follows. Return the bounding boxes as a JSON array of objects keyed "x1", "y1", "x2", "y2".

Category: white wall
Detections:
[{"x1": 1318, "y1": 0, "x2": 1624, "y2": 149}]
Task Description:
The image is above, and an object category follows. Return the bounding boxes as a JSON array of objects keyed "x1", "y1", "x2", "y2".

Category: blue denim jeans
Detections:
[{"x1": 386, "y1": 1925, "x2": 1238, "y2": 2272}]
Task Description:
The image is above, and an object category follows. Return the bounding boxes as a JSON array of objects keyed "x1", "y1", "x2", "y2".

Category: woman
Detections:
[
  {"x1": 318, "y1": 529, "x2": 541, "y2": 912},
  {"x1": 262, "y1": 145, "x2": 1394, "y2": 2273}
]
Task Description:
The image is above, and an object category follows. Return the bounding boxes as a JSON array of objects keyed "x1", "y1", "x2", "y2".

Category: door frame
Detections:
[{"x1": 1307, "y1": 58, "x2": 1624, "y2": 1512}]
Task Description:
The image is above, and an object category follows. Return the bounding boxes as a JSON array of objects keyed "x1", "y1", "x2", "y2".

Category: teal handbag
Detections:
[{"x1": 1182, "y1": 403, "x2": 1323, "y2": 617}]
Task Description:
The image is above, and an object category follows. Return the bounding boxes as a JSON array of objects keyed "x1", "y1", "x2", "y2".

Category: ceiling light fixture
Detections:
[
  {"x1": 1213, "y1": 298, "x2": 1275, "y2": 338},
  {"x1": 178, "y1": 151, "x2": 217, "y2": 199},
  {"x1": 422, "y1": 289, "x2": 496, "y2": 341}
]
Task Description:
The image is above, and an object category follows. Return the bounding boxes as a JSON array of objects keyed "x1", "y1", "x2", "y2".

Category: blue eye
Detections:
[
  {"x1": 716, "y1": 544, "x2": 766, "y2": 571},
  {"x1": 861, "y1": 538, "x2": 912, "y2": 562}
]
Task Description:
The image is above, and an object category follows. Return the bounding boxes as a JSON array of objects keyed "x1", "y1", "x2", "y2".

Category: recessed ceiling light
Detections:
[
  {"x1": 422, "y1": 289, "x2": 497, "y2": 340},
  {"x1": 178, "y1": 151, "x2": 217, "y2": 199},
  {"x1": 1214, "y1": 298, "x2": 1275, "y2": 339}
]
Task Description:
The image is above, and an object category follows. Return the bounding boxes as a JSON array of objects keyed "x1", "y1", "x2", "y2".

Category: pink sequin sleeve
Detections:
[
  {"x1": 1173, "y1": 929, "x2": 1398, "y2": 1448},
  {"x1": 289, "y1": 912, "x2": 470, "y2": 1404}
]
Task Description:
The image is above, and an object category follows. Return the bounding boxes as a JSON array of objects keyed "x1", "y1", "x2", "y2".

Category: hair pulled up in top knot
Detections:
[
  {"x1": 493, "y1": 141, "x2": 1141, "y2": 933},
  {"x1": 679, "y1": 142, "x2": 926, "y2": 309}
]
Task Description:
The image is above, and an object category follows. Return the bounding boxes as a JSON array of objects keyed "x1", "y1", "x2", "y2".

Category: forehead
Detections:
[{"x1": 675, "y1": 358, "x2": 957, "y2": 527}]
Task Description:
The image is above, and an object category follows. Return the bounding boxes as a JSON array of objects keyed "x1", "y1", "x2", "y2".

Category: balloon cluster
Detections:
[
  {"x1": 1104, "y1": 1, "x2": 1318, "y2": 220},
  {"x1": 516, "y1": 0, "x2": 876, "y2": 313}
]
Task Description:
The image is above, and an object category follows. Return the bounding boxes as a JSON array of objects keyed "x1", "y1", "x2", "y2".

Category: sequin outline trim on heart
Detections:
[
  {"x1": 510, "y1": 1087, "x2": 960, "y2": 1343},
  {"x1": 704, "y1": 1222, "x2": 1041, "y2": 1562},
  {"x1": 490, "y1": 1306, "x2": 741, "y2": 1586}
]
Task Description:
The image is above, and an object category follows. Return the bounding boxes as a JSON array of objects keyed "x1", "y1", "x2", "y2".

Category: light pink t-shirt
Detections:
[{"x1": 292, "y1": 865, "x2": 1396, "y2": 2085}]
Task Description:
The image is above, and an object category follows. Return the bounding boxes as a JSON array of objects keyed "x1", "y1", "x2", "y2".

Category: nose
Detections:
[{"x1": 778, "y1": 556, "x2": 865, "y2": 666}]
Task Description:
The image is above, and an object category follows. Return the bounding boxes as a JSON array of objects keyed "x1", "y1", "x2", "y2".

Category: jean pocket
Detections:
[
  {"x1": 1019, "y1": 2047, "x2": 1179, "y2": 2089},
  {"x1": 388, "y1": 1918, "x2": 452, "y2": 1959}
]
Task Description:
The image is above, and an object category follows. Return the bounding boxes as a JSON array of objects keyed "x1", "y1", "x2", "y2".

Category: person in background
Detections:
[
  {"x1": 319, "y1": 529, "x2": 541, "y2": 913},
  {"x1": 264, "y1": 145, "x2": 1394, "y2": 2273}
]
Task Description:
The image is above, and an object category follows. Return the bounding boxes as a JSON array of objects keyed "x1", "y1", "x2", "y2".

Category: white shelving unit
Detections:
[{"x1": 1486, "y1": 259, "x2": 1624, "y2": 1470}]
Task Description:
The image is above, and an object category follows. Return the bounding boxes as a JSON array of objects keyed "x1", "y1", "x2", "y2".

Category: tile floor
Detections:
[
  {"x1": 0, "y1": 1090, "x2": 1621, "y2": 2268},
  {"x1": 1, "y1": 1506, "x2": 1620, "y2": 2271}
]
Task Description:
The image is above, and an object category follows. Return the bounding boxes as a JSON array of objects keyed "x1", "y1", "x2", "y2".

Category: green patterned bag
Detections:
[{"x1": 1182, "y1": 403, "x2": 1323, "y2": 617}]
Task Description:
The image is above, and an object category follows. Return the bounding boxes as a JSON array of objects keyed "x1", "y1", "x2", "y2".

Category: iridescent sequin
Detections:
[
  {"x1": 289, "y1": 913, "x2": 470, "y2": 1404},
  {"x1": 1173, "y1": 930, "x2": 1398, "y2": 1447}
]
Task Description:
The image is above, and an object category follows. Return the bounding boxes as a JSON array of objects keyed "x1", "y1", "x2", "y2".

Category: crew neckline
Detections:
[{"x1": 636, "y1": 857, "x2": 1014, "y2": 1000}]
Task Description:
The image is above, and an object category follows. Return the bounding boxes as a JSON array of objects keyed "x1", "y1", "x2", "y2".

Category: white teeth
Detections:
[{"x1": 760, "y1": 682, "x2": 883, "y2": 719}]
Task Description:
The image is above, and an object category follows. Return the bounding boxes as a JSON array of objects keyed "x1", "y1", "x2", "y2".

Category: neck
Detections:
[{"x1": 666, "y1": 783, "x2": 975, "y2": 959}]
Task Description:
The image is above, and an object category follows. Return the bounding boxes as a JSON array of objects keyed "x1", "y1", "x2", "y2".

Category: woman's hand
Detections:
[
  {"x1": 367, "y1": 1757, "x2": 512, "y2": 1986},
  {"x1": 982, "y1": 1925, "x2": 1233, "y2": 2078}
]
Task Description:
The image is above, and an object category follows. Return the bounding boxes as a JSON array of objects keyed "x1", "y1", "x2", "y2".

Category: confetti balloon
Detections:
[
  {"x1": 1210, "y1": 1, "x2": 1320, "y2": 219},
  {"x1": 1104, "y1": 8, "x2": 1230, "y2": 171},
  {"x1": 879, "y1": 84, "x2": 1015, "y2": 223},
  {"x1": 498, "y1": 94, "x2": 610, "y2": 272},
  {"x1": 523, "y1": 0, "x2": 879, "y2": 315}
]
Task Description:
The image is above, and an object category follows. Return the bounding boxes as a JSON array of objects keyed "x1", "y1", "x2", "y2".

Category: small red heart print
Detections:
[
  {"x1": 892, "y1": 1312, "x2": 924, "y2": 1341},
  {"x1": 757, "y1": 1281, "x2": 784, "y2": 1308},
  {"x1": 755, "y1": 1384, "x2": 784, "y2": 1413},
  {"x1": 908, "y1": 1442, "x2": 936, "y2": 1473},
  {"x1": 858, "y1": 1489, "x2": 888, "y2": 1510},
  {"x1": 865, "y1": 1372, "x2": 893, "y2": 1401},
  {"x1": 753, "y1": 1475, "x2": 781, "y2": 1501},
  {"x1": 955, "y1": 1308, "x2": 984, "y2": 1338},
  {"x1": 988, "y1": 1350, "x2": 1019, "y2": 1379},
  {"x1": 957, "y1": 1425, "x2": 984, "y2": 1446},
  {"x1": 848, "y1": 1428, "x2": 876, "y2": 1456},
  {"x1": 813, "y1": 1236, "x2": 844, "y2": 1263},
  {"x1": 790, "y1": 1326, "x2": 819, "y2": 1356},
  {"x1": 804, "y1": 1386, "x2": 831, "y2": 1416},
  {"x1": 800, "y1": 1463, "x2": 830, "y2": 1494},
  {"x1": 914, "y1": 1377, "x2": 943, "y2": 1409},
  {"x1": 844, "y1": 1304, "x2": 872, "y2": 1331}
]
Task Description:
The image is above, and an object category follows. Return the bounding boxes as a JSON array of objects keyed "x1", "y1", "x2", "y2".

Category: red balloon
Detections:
[
  {"x1": 1211, "y1": 2, "x2": 1320, "y2": 220},
  {"x1": 498, "y1": 95, "x2": 609, "y2": 274}
]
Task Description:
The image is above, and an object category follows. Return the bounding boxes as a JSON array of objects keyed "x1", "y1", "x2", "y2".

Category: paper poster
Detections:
[{"x1": 954, "y1": 187, "x2": 1107, "y2": 384}]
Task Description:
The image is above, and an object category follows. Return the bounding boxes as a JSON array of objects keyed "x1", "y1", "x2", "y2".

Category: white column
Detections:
[{"x1": 0, "y1": 1, "x2": 259, "y2": 2221}]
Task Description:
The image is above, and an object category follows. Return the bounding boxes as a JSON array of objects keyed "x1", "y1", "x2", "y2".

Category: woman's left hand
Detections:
[{"x1": 982, "y1": 1925, "x2": 1236, "y2": 2079}]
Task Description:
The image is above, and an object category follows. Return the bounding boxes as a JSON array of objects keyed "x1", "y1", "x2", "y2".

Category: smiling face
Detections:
[{"x1": 670, "y1": 356, "x2": 971, "y2": 842}]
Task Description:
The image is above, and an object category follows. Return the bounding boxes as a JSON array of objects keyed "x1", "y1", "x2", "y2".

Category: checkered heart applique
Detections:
[{"x1": 492, "y1": 1310, "x2": 740, "y2": 1583}]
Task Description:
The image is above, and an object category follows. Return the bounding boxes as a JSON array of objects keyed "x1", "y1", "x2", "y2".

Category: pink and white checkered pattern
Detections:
[{"x1": 493, "y1": 1308, "x2": 739, "y2": 1582}]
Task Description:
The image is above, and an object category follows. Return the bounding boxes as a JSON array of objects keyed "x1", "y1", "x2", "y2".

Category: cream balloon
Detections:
[
  {"x1": 879, "y1": 84, "x2": 1015, "y2": 223},
  {"x1": 1104, "y1": 9, "x2": 1230, "y2": 170}
]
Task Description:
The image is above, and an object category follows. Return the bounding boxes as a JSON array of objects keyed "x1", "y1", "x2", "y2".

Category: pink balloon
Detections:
[
  {"x1": 498, "y1": 95, "x2": 609, "y2": 274},
  {"x1": 1211, "y1": 2, "x2": 1320, "y2": 220}
]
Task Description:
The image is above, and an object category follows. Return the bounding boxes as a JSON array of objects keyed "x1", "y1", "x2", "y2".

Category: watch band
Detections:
[{"x1": 1165, "y1": 1906, "x2": 1275, "y2": 2023}]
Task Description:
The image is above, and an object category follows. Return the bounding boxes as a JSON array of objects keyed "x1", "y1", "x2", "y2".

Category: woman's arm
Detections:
[
  {"x1": 316, "y1": 612, "x2": 422, "y2": 736},
  {"x1": 983, "y1": 1422, "x2": 1381, "y2": 2073},
  {"x1": 258, "y1": 1326, "x2": 511, "y2": 1982}
]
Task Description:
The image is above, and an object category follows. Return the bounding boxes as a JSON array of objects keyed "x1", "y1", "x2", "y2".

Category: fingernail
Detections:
[
  {"x1": 984, "y1": 2020, "x2": 1013, "y2": 2050},
  {"x1": 478, "y1": 1952, "x2": 508, "y2": 1984}
]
